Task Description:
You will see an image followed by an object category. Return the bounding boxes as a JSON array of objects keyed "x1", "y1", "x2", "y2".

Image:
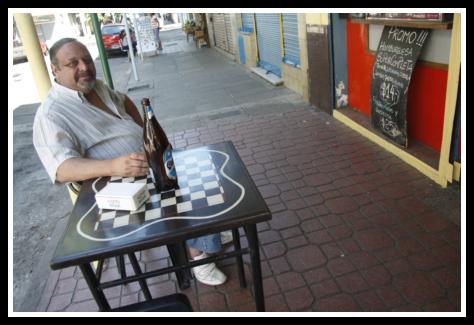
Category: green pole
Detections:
[{"x1": 90, "y1": 13, "x2": 114, "y2": 90}]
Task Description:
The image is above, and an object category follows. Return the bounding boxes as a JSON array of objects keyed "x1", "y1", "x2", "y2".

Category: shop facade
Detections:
[
  {"x1": 209, "y1": 13, "x2": 235, "y2": 55},
  {"x1": 330, "y1": 13, "x2": 461, "y2": 187},
  {"x1": 203, "y1": 12, "x2": 462, "y2": 187},
  {"x1": 228, "y1": 13, "x2": 309, "y2": 100}
]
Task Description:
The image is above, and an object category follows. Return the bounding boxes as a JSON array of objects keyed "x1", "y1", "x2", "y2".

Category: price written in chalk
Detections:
[{"x1": 380, "y1": 81, "x2": 400, "y2": 106}]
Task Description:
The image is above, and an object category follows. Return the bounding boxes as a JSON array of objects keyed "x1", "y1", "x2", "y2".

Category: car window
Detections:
[{"x1": 101, "y1": 25, "x2": 124, "y2": 35}]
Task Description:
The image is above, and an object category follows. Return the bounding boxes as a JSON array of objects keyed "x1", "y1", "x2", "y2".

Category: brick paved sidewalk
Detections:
[{"x1": 37, "y1": 103, "x2": 461, "y2": 313}]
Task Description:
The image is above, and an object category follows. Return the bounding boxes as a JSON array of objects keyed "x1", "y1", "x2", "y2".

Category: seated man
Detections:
[{"x1": 33, "y1": 38, "x2": 228, "y2": 286}]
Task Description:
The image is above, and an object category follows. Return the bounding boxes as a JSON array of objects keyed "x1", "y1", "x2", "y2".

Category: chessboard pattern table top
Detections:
[{"x1": 51, "y1": 141, "x2": 271, "y2": 270}]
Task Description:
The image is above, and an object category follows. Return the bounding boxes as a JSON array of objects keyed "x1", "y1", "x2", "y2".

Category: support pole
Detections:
[
  {"x1": 438, "y1": 13, "x2": 461, "y2": 187},
  {"x1": 90, "y1": 13, "x2": 114, "y2": 89},
  {"x1": 124, "y1": 13, "x2": 139, "y2": 81},
  {"x1": 132, "y1": 13, "x2": 144, "y2": 61}
]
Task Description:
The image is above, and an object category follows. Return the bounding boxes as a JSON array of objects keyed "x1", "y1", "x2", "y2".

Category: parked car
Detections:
[
  {"x1": 13, "y1": 18, "x2": 49, "y2": 63},
  {"x1": 101, "y1": 23, "x2": 137, "y2": 56}
]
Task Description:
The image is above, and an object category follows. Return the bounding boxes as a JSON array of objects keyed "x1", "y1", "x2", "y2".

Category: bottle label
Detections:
[
  {"x1": 146, "y1": 107, "x2": 154, "y2": 120},
  {"x1": 163, "y1": 145, "x2": 177, "y2": 180}
]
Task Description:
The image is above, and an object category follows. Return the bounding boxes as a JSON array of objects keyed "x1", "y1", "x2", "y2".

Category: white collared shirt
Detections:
[{"x1": 33, "y1": 79, "x2": 144, "y2": 184}]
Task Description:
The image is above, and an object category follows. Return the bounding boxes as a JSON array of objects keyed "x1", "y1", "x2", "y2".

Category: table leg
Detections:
[
  {"x1": 128, "y1": 252, "x2": 153, "y2": 301},
  {"x1": 116, "y1": 255, "x2": 127, "y2": 280},
  {"x1": 244, "y1": 224, "x2": 265, "y2": 312},
  {"x1": 167, "y1": 242, "x2": 192, "y2": 289},
  {"x1": 232, "y1": 228, "x2": 247, "y2": 288},
  {"x1": 79, "y1": 263, "x2": 111, "y2": 311}
]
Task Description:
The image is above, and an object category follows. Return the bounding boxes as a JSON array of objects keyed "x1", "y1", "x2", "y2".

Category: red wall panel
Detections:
[
  {"x1": 346, "y1": 20, "x2": 448, "y2": 152},
  {"x1": 347, "y1": 20, "x2": 373, "y2": 115}
]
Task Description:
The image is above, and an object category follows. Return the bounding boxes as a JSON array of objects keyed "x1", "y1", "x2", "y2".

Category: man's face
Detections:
[{"x1": 51, "y1": 41, "x2": 96, "y2": 93}]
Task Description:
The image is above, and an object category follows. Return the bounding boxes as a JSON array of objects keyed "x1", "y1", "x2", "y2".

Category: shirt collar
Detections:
[{"x1": 52, "y1": 79, "x2": 93, "y2": 103}]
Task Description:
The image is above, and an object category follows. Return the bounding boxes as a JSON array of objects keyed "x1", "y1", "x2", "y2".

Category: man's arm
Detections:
[
  {"x1": 55, "y1": 153, "x2": 148, "y2": 184},
  {"x1": 124, "y1": 95, "x2": 144, "y2": 128}
]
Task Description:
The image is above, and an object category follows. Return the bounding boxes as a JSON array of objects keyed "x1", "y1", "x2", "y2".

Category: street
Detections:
[{"x1": 12, "y1": 27, "x2": 461, "y2": 312}]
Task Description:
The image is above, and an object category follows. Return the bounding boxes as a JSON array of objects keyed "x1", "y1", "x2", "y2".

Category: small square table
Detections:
[{"x1": 50, "y1": 141, "x2": 272, "y2": 311}]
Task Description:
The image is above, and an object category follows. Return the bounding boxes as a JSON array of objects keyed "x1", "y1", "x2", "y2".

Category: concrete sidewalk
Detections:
[{"x1": 13, "y1": 28, "x2": 461, "y2": 313}]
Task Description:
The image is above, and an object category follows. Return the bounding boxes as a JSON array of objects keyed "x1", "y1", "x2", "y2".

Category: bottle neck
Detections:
[{"x1": 145, "y1": 106, "x2": 154, "y2": 120}]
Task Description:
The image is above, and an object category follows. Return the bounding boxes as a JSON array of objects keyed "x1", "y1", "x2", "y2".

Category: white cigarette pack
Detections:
[{"x1": 95, "y1": 182, "x2": 150, "y2": 211}]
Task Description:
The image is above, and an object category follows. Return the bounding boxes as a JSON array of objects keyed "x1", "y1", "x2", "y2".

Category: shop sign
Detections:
[
  {"x1": 370, "y1": 26, "x2": 430, "y2": 147},
  {"x1": 135, "y1": 16, "x2": 156, "y2": 54},
  {"x1": 366, "y1": 13, "x2": 450, "y2": 22}
]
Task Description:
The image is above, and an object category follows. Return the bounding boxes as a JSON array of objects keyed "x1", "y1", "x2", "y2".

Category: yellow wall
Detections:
[
  {"x1": 242, "y1": 32, "x2": 257, "y2": 68},
  {"x1": 281, "y1": 14, "x2": 309, "y2": 101},
  {"x1": 305, "y1": 13, "x2": 328, "y2": 26},
  {"x1": 282, "y1": 64, "x2": 309, "y2": 101}
]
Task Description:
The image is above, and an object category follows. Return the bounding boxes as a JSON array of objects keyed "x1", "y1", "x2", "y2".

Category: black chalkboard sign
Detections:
[{"x1": 371, "y1": 26, "x2": 430, "y2": 147}]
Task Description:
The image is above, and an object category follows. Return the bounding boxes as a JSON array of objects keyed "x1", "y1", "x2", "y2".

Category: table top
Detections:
[{"x1": 50, "y1": 141, "x2": 271, "y2": 270}]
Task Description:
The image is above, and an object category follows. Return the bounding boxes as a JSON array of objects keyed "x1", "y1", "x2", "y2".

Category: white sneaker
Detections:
[
  {"x1": 91, "y1": 259, "x2": 108, "y2": 272},
  {"x1": 220, "y1": 230, "x2": 233, "y2": 245},
  {"x1": 192, "y1": 253, "x2": 227, "y2": 286}
]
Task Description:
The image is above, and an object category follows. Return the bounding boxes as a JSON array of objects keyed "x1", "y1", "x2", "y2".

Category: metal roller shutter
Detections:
[
  {"x1": 255, "y1": 13, "x2": 282, "y2": 76},
  {"x1": 224, "y1": 13, "x2": 233, "y2": 53},
  {"x1": 212, "y1": 13, "x2": 228, "y2": 52},
  {"x1": 212, "y1": 13, "x2": 233, "y2": 54},
  {"x1": 282, "y1": 13, "x2": 300, "y2": 66}
]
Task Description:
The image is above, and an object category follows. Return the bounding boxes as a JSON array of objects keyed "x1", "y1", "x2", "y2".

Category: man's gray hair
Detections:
[{"x1": 49, "y1": 37, "x2": 78, "y2": 67}]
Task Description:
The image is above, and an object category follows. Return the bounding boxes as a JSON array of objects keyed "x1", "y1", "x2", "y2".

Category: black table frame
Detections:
[
  {"x1": 50, "y1": 141, "x2": 271, "y2": 312},
  {"x1": 79, "y1": 226, "x2": 264, "y2": 311}
]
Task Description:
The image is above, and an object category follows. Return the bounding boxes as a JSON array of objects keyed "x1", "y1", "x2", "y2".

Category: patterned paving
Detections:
[{"x1": 38, "y1": 104, "x2": 461, "y2": 312}]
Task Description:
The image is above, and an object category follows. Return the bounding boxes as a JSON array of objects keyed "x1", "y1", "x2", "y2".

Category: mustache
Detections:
[{"x1": 77, "y1": 71, "x2": 94, "y2": 78}]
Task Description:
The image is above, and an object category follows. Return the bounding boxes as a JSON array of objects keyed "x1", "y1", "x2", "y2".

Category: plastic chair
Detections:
[{"x1": 113, "y1": 293, "x2": 193, "y2": 312}]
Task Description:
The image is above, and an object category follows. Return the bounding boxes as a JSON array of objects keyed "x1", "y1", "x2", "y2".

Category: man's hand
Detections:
[
  {"x1": 110, "y1": 153, "x2": 149, "y2": 177},
  {"x1": 56, "y1": 154, "x2": 149, "y2": 184}
]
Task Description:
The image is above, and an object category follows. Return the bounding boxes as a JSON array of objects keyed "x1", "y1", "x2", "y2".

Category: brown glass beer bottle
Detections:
[{"x1": 141, "y1": 98, "x2": 178, "y2": 192}]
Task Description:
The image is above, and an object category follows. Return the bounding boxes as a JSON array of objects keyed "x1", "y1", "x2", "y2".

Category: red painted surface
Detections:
[
  {"x1": 346, "y1": 20, "x2": 373, "y2": 116},
  {"x1": 346, "y1": 20, "x2": 448, "y2": 152}
]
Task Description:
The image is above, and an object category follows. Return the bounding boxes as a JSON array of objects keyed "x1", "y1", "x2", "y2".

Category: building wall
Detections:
[
  {"x1": 229, "y1": 14, "x2": 240, "y2": 61},
  {"x1": 346, "y1": 19, "x2": 449, "y2": 152},
  {"x1": 242, "y1": 31, "x2": 257, "y2": 68},
  {"x1": 305, "y1": 13, "x2": 329, "y2": 26},
  {"x1": 236, "y1": 13, "x2": 309, "y2": 100},
  {"x1": 305, "y1": 13, "x2": 333, "y2": 114},
  {"x1": 281, "y1": 14, "x2": 309, "y2": 101},
  {"x1": 331, "y1": 14, "x2": 349, "y2": 108}
]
